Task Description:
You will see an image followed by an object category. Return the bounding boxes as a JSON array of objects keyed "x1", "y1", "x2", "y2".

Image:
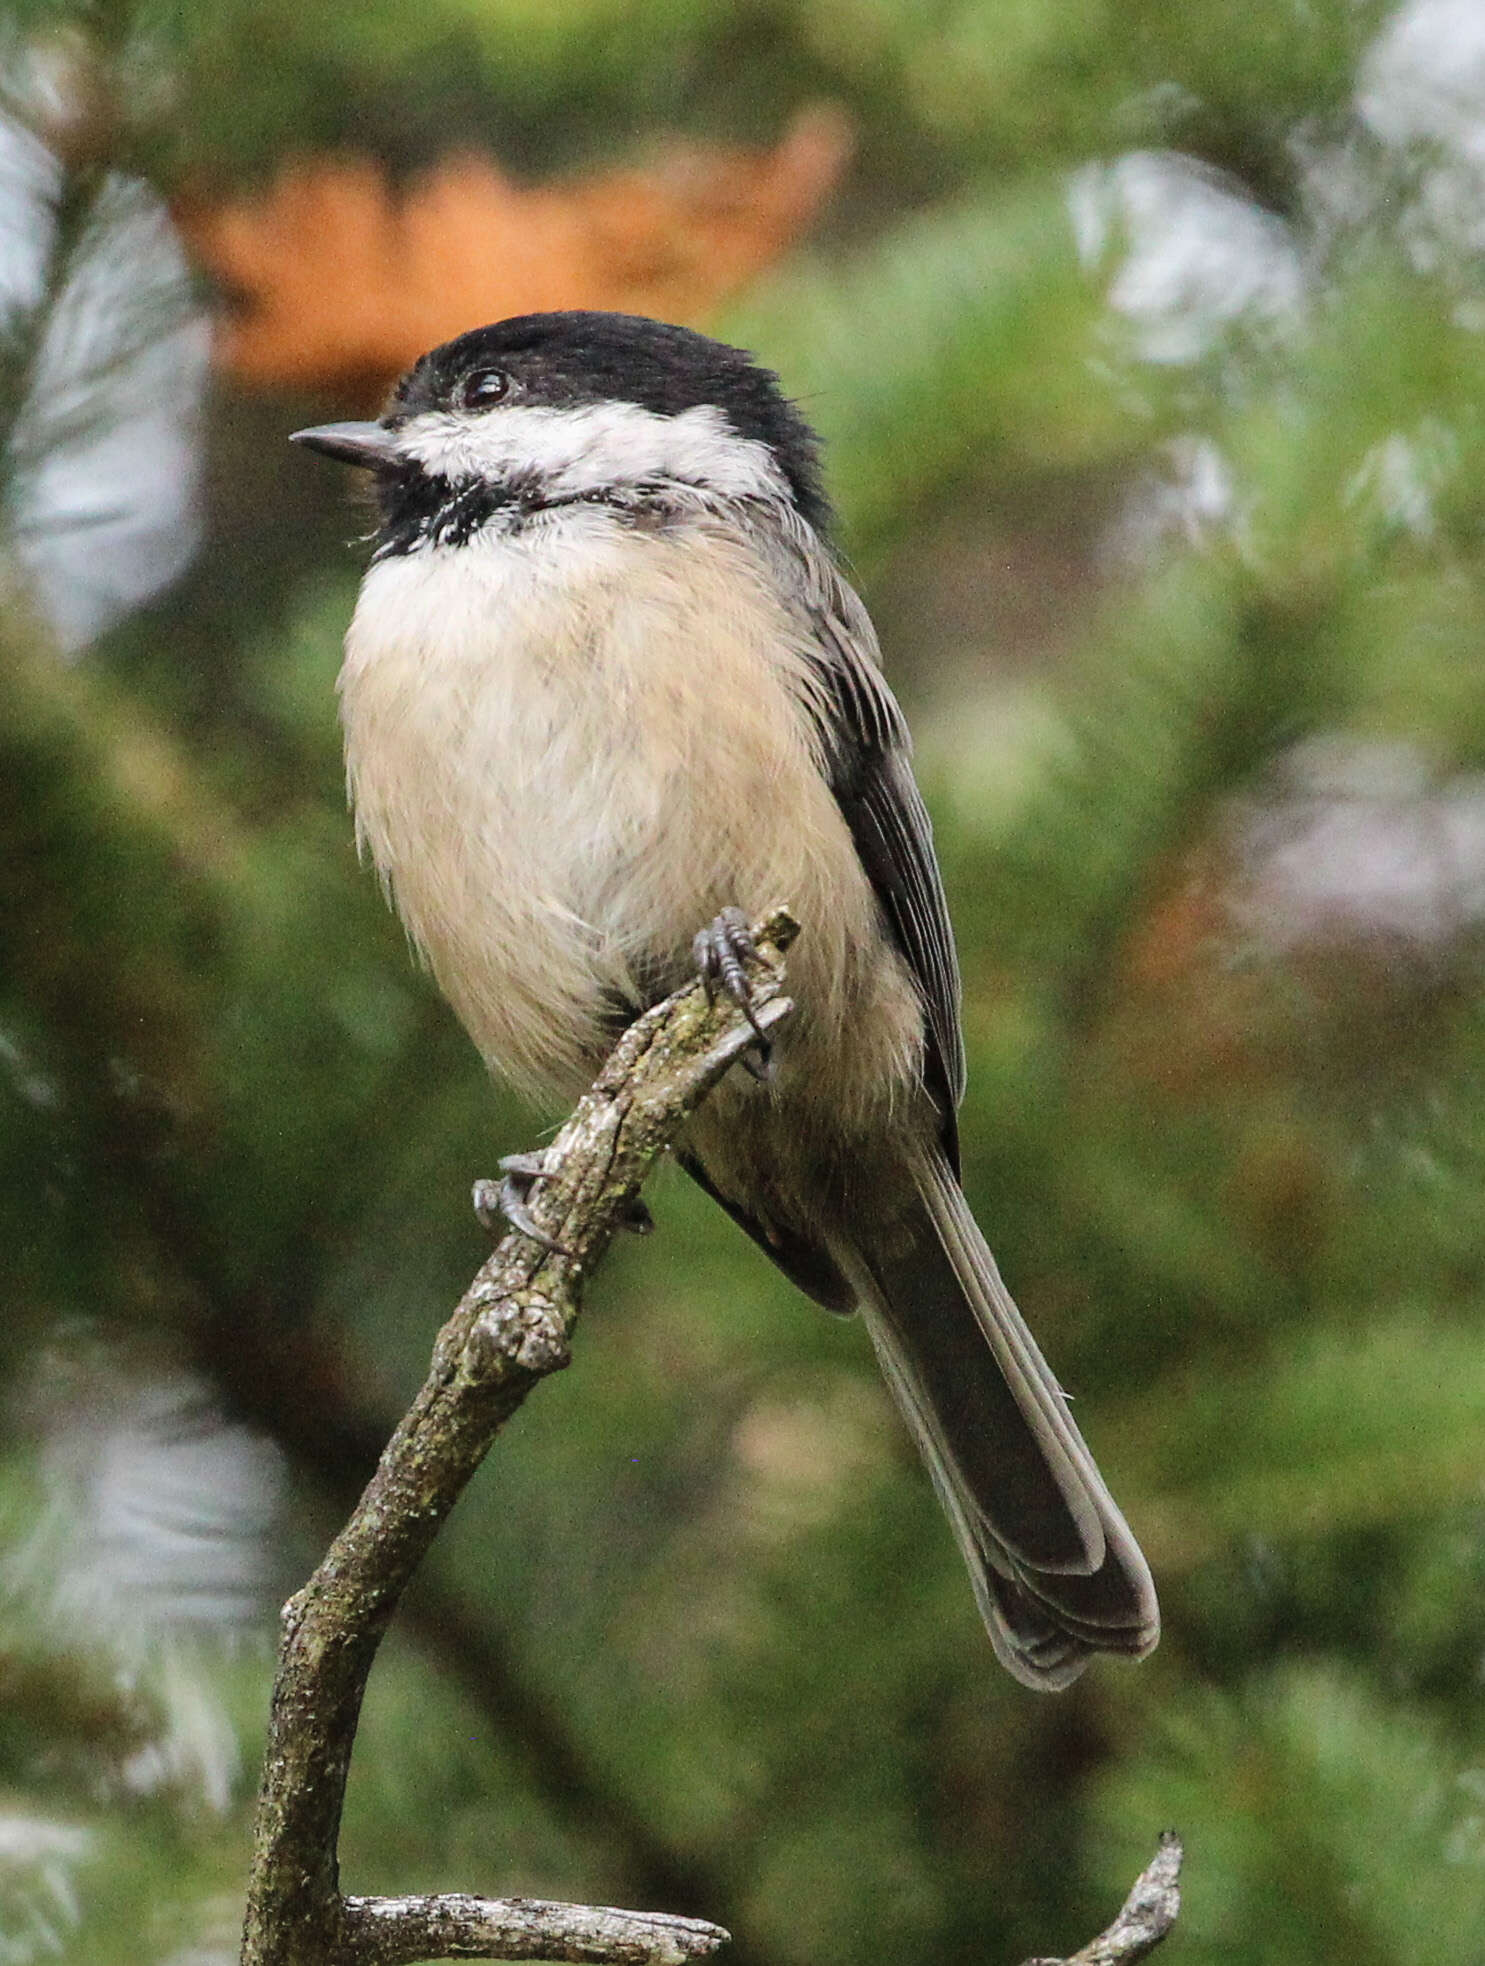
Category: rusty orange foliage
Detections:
[{"x1": 176, "y1": 106, "x2": 853, "y2": 405}]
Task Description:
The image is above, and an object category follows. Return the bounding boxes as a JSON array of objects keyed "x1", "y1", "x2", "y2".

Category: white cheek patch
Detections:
[{"x1": 393, "y1": 399, "x2": 788, "y2": 503}]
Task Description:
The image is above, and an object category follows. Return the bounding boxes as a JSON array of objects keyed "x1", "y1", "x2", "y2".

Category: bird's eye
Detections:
[{"x1": 458, "y1": 368, "x2": 511, "y2": 411}]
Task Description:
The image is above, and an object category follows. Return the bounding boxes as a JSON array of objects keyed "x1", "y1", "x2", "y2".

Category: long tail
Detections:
[{"x1": 839, "y1": 1150, "x2": 1158, "y2": 1689}]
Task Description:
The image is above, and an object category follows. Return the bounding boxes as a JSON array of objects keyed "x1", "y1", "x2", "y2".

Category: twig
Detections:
[
  {"x1": 1021, "y1": 1834, "x2": 1183, "y2": 1966},
  {"x1": 339, "y1": 1896, "x2": 728, "y2": 1966},
  {"x1": 239, "y1": 909, "x2": 798, "y2": 1966}
]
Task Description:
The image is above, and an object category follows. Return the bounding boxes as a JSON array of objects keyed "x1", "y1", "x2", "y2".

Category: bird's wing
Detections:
[{"x1": 780, "y1": 527, "x2": 966, "y2": 1163}]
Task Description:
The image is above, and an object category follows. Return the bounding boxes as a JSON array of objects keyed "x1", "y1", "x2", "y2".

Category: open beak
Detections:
[{"x1": 289, "y1": 421, "x2": 404, "y2": 469}]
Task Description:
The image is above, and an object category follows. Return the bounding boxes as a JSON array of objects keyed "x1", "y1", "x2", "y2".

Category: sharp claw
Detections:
[
  {"x1": 739, "y1": 1043, "x2": 776, "y2": 1084},
  {"x1": 498, "y1": 1174, "x2": 568, "y2": 1253}
]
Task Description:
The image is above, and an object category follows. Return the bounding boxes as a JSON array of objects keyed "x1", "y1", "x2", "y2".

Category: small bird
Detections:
[{"x1": 293, "y1": 311, "x2": 1158, "y2": 1687}]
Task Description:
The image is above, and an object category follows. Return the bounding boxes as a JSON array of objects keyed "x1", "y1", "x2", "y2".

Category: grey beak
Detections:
[{"x1": 290, "y1": 421, "x2": 403, "y2": 469}]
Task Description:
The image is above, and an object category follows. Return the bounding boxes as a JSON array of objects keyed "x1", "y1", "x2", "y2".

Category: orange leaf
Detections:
[{"x1": 175, "y1": 106, "x2": 853, "y2": 404}]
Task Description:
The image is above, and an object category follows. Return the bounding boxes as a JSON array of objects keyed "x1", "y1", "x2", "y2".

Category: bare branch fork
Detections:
[{"x1": 239, "y1": 908, "x2": 800, "y2": 1966}]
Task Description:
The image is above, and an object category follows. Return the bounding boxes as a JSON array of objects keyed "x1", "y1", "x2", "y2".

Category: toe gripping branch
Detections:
[
  {"x1": 693, "y1": 905, "x2": 779, "y2": 1082},
  {"x1": 476, "y1": 1155, "x2": 652, "y2": 1254},
  {"x1": 475, "y1": 905, "x2": 797, "y2": 1255}
]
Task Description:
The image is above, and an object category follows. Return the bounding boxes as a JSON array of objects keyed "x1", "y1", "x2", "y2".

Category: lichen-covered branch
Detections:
[
  {"x1": 239, "y1": 910, "x2": 798, "y2": 1966},
  {"x1": 1020, "y1": 1835, "x2": 1183, "y2": 1966},
  {"x1": 339, "y1": 1894, "x2": 731, "y2": 1966}
]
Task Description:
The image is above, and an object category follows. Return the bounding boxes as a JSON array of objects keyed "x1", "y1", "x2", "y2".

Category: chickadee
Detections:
[{"x1": 293, "y1": 311, "x2": 1158, "y2": 1688}]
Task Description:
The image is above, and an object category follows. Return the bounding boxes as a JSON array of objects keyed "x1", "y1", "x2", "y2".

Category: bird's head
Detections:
[{"x1": 291, "y1": 311, "x2": 829, "y2": 554}]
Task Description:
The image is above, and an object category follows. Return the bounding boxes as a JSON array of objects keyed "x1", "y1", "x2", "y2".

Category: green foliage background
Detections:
[{"x1": 3, "y1": 1, "x2": 1485, "y2": 1961}]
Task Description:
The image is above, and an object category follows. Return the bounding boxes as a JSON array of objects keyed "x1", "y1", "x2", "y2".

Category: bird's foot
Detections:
[
  {"x1": 473, "y1": 1152, "x2": 568, "y2": 1253},
  {"x1": 473, "y1": 1153, "x2": 652, "y2": 1249},
  {"x1": 692, "y1": 907, "x2": 777, "y2": 1082}
]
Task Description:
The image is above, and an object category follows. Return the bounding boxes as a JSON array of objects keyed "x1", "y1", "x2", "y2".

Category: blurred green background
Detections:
[{"x1": 4, "y1": 0, "x2": 1485, "y2": 1961}]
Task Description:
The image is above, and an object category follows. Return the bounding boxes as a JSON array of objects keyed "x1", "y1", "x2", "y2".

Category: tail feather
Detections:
[{"x1": 842, "y1": 1151, "x2": 1158, "y2": 1690}]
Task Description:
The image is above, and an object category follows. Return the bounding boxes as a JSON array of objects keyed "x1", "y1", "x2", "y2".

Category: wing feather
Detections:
[{"x1": 778, "y1": 525, "x2": 966, "y2": 1160}]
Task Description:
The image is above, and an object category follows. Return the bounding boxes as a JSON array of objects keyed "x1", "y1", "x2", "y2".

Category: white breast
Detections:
[{"x1": 339, "y1": 511, "x2": 891, "y2": 1106}]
